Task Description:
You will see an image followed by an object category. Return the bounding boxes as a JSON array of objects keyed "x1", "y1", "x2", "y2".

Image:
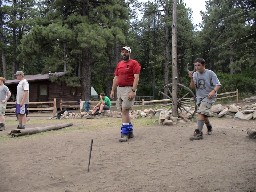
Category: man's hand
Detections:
[
  {"x1": 128, "y1": 91, "x2": 136, "y2": 101},
  {"x1": 208, "y1": 90, "x2": 216, "y2": 99},
  {"x1": 110, "y1": 90, "x2": 115, "y2": 99},
  {"x1": 188, "y1": 71, "x2": 194, "y2": 78}
]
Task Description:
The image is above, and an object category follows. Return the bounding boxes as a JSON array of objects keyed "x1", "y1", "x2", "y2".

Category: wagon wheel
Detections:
[{"x1": 159, "y1": 83, "x2": 197, "y2": 119}]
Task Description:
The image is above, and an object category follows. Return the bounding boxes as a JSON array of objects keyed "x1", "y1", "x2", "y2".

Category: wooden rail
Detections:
[
  {"x1": 6, "y1": 98, "x2": 57, "y2": 116},
  {"x1": 217, "y1": 89, "x2": 239, "y2": 103}
]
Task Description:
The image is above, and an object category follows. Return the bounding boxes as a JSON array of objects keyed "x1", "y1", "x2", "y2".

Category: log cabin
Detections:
[{"x1": 5, "y1": 72, "x2": 98, "y2": 107}]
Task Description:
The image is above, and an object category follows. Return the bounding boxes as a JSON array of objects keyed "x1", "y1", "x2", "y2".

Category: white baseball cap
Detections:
[{"x1": 121, "y1": 46, "x2": 131, "y2": 53}]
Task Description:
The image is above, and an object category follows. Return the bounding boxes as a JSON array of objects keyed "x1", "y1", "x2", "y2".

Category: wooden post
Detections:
[
  {"x1": 172, "y1": 0, "x2": 178, "y2": 117},
  {"x1": 52, "y1": 98, "x2": 57, "y2": 116},
  {"x1": 142, "y1": 99, "x2": 145, "y2": 106},
  {"x1": 59, "y1": 99, "x2": 62, "y2": 111}
]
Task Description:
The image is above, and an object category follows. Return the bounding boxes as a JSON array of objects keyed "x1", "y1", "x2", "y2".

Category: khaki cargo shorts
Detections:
[
  {"x1": 0, "y1": 103, "x2": 7, "y2": 115},
  {"x1": 116, "y1": 87, "x2": 135, "y2": 110},
  {"x1": 197, "y1": 97, "x2": 216, "y2": 116}
]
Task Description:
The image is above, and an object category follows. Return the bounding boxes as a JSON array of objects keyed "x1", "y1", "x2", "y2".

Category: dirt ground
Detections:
[{"x1": 0, "y1": 113, "x2": 255, "y2": 192}]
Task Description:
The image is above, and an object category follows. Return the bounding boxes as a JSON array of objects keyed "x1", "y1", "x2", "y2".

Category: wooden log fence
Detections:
[
  {"x1": 140, "y1": 89, "x2": 239, "y2": 105},
  {"x1": 216, "y1": 89, "x2": 239, "y2": 103},
  {"x1": 6, "y1": 98, "x2": 57, "y2": 116},
  {"x1": 5, "y1": 90, "x2": 237, "y2": 116}
]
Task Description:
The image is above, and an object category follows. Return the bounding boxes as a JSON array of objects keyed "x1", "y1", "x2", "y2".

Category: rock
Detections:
[
  {"x1": 243, "y1": 105, "x2": 254, "y2": 110},
  {"x1": 159, "y1": 110, "x2": 170, "y2": 120},
  {"x1": 148, "y1": 108, "x2": 155, "y2": 115},
  {"x1": 243, "y1": 110, "x2": 255, "y2": 114},
  {"x1": 140, "y1": 111, "x2": 147, "y2": 117},
  {"x1": 162, "y1": 119, "x2": 173, "y2": 126},
  {"x1": 235, "y1": 111, "x2": 253, "y2": 120},
  {"x1": 159, "y1": 118, "x2": 165, "y2": 125},
  {"x1": 247, "y1": 128, "x2": 256, "y2": 139},
  {"x1": 228, "y1": 104, "x2": 239, "y2": 113},
  {"x1": 155, "y1": 111, "x2": 160, "y2": 117},
  {"x1": 218, "y1": 107, "x2": 229, "y2": 117},
  {"x1": 178, "y1": 119, "x2": 187, "y2": 123},
  {"x1": 252, "y1": 111, "x2": 256, "y2": 119},
  {"x1": 211, "y1": 104, "x2": 224, "y2": 113},
  {"x1": 170, "y1": 116, "x2": 178, "y2": 122}
]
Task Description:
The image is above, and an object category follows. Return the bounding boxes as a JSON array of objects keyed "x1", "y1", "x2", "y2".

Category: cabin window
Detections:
[{"x1": 40, "y1": 84, "x2": 48, "y2": 96}]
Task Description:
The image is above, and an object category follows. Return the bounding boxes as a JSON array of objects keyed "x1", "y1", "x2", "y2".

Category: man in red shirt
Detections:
[{"x1": 110, "y1": 46, "x2": 141, "y2": 142}]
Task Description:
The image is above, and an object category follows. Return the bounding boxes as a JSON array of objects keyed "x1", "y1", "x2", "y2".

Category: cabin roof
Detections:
[{"x1": 5, "y1": 72, "x2": 66, "y2": 85}]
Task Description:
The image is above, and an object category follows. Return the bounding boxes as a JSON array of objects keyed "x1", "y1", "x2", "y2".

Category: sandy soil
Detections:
[{"x1": 0, "y1": 115, "x2": 255, "y2": 192}]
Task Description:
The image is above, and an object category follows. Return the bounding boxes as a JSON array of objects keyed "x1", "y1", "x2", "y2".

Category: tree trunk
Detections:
[
  {"x1": 172, "y1": 0, "x2": 178, "y2": 117},
  {"x1": 12, "y1": 0, "x2": 18, "y2": 75},
  {"x1": 81, "y1": 48, "x2": 92, "y2": 101},
  {"x1": 9, "y1": 123, "x2": 73, "y2": 137},
  {"x1": 164, "y1": 24, "x2": 170, "y2": 96},
  {"x1": 106, "y1": 39, "x2": 118, "y2": 97},
  {"x1": 164, "y1": 0, "x2": 171, "y2": 97},
  {"x1": 1, "y1": 50, "x2": 7, "y2": 77}
]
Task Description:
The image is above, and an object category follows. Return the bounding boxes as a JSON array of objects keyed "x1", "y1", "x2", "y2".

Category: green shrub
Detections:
[{"x1": 218, "y1": 73, "x2": 256, "y2": 94}]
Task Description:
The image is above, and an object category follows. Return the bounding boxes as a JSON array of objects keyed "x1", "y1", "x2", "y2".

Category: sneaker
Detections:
[
  {"x1": 190, "y1": 129, "x2": 203, "y2": 141},
  {"x1": 207, "y1": 125, "x2": 212, "y2": 135},
  {"x1": 17, "y1": 125, "x2": 25, "y2": 129},
  {"x1": 119, "y1": 134, "x2": 128, "y2": 142},
  {"x1": 0, "y1": 123, "x2": 5, "y2": 131},
  {"x1": 128, "y1": 123, "x2": 134, "y2": 138},
  {"x1": 128, "y1": 132, "x2": 134, "y2": 139}
]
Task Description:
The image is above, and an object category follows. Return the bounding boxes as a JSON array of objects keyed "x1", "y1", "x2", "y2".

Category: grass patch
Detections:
[{"x1": 0, "y1": 116, "x2": 159, "y2": 142}]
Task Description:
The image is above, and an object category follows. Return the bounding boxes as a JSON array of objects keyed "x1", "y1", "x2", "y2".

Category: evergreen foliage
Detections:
[{"x1": 0, "y1": 0, "x2": 255, "y2": 99}]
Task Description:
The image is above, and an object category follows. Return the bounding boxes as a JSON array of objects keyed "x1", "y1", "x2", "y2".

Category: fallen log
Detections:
[
  {"x1": 9, "y1": 123, "x2": 73, "y2": 137},
  {"x1": 247, "y1": 128, "x2": 256, "y2": 139}
]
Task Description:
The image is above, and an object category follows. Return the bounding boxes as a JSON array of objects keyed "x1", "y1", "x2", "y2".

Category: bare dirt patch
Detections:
[{"x1": 0, "y1": 114, "x2": 255, "y2": 192}]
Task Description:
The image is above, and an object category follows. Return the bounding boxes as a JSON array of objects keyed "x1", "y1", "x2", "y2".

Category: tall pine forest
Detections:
[{"x1": 0, "y1": 0, "x2": 255, "y2": 100}]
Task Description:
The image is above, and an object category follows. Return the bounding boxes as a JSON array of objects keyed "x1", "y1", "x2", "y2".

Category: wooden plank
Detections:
[
  {"x1": 217, "y1": 95, "x2": 237, "y2": 100},
  {"x1": 28, "y1": 107, "x2": 54, "y2": 111},
  {"x1": 218, "y1": 91, "x2": 237, "y2": 96}
]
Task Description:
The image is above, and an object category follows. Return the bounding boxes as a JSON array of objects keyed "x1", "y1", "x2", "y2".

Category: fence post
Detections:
[
  {"x1": 60, "y1": 98, "x2": 63, "y2": 111},
  {"x1": 142, "y1": 99, "x2": 145, "y2": 106},
  {"x1": 79, "y1": 99, "x2": 82, "y2": 113},
  {"x1": 52, "y1": 98, "x2": 57, "y2": 117},
  {"x1": 236, "y1": 89, "x2": 239, "y2": 103}
]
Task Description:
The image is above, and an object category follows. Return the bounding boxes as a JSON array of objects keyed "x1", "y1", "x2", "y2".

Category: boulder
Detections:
[
  {"x1": 235, "y1": 111, "x2": 253, "y2": 120},
  {"x1": 218, "y1": 107, "x2": 229, "y2": 117},
  {"x1": 252, "y1": 111, "x2": 256, "y2": 119},
  {"x1": 159, "y1": 110, "x2": 170, "y2": 120},
  {"x1": 211, "y1": 104, "x2": 224, "y2": 113},
  {"x1": 228, "y1": 104, "x2": 239, "y2": 113},
  {"x1": 162, "y1": 119, "x2": 173, "y2": 126},
  {"x1": 243, "y1": 110, "x2": 255, "y2": 114},
  {"x1": 247, "y1": 128, "x2": 256, "y2": 139}
]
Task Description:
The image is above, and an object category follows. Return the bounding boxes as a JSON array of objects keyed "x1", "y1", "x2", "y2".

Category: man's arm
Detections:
[
  {"x1": 132, "y1": 74, "x2": 140, "y2": 92},
  {"x1": 6, "y1": 91, "x2": 11, "y2": 101},
  {"x1": 188, "y1": 71, "x2": 196, "y2": 89},
  {"x1": 20, "y1": 90, "x2": 28, "y2": 106},
  {"x1": 2, "y1": 90, "x2": 11, "y2": 103},
  {"x1": 110, "y1": 76, "x2": 118, "y2": 98}
]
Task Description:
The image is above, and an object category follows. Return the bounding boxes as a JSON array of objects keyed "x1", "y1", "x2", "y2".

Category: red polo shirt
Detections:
[{"x1": 114, "y1": 59, "x2": 141, "y2": 86}]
